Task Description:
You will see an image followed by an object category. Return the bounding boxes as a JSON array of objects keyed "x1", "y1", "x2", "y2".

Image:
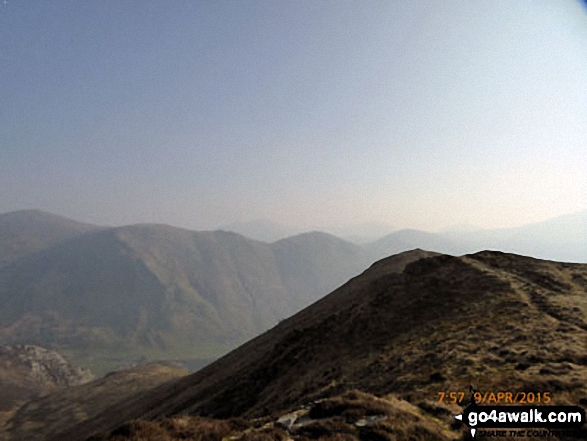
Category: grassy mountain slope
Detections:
[
  {"x1": 57, "y1": 250, "x2": 587, "y2": 440},
  {"x1": 91, "y1": 390, "x2": 461, "y2": 441},
  {"x1": 0, "y1": 224, "x2": 372, "y2": 374},
  {"x1": 0, "y1": 210, "x2": 99, "y2": 267},
  {"x1": 272, "y1": 231, "x2": 373, "y2": 307}
]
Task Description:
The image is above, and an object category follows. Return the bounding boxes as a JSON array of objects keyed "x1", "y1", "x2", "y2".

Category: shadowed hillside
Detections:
[
  {"x1": 90, "y1": 390, "x2": 461, "y2": 441},
  {"x1": 0, "y1": 222, "x2": 373, "y2": 374},
  {"x1": 271, "y1": 231, "x2": 375, "y2": 307},
  {"x1": 1, "y1": 210, "x2": 584, "y2": 376},
  {"x1": 0, "y1": 345, "x2": 94, "y2": 430},
  {"x1": 55, "y1": 250, "x2": 587, "y2": 441},
  {"x1": 1, "y1": 362, "x2": 187, "y2": 441}
]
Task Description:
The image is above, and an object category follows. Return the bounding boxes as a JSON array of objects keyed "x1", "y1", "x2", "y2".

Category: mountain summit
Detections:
[
  {"x1": 51, "y1": 250, "x2": 587, "y2": 440},
  {"x1": 0, "y1": 210, "x2": 100, "y2": 267}
]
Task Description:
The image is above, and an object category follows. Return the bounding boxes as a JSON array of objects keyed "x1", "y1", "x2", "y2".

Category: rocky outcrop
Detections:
[
  {"x1": 0, "y1": 344, "x2": 93, "y2": 412},
  {"x1": 0, "y1": 345, "x2": 93, "y2": 387}
]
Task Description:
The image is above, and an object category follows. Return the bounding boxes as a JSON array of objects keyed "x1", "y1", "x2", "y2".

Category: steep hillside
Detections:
[
  {"x1": 58, "y1": 250, "x2": 587, "y2": 440},
  {"x1": 1, "y1": 362, "x2": 187, "y2": 441},
  {"x1": 0, "y1": 225, "x2": 372, "y2": 374},
  {"x1": 0, "y1": 210, "x2": 100, "y2": 267},
  {"x1": 272, "y1": 231, "x2": 373, "y2": 307},
  {"x1": 91, "y1": 390, "x2": 461, "y2": 441}
]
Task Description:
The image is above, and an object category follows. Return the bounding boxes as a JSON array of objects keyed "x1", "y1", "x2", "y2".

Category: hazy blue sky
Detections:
[{"x1": 1, "y1": 0, "x2": 586, "y2": 231}]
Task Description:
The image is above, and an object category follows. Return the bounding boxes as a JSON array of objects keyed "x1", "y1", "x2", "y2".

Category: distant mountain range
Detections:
[
  {"x1": 47, "y1": 250, "x2": 587, "y2": 441},
  {"x1": 221, "y1": 219, "x2": 396, "y2": 244},
  {"x1": 369, "y1": 210, "x2": 587, "y2": 263},
  {"x1": 0, "y1": 211, "x2": 372, "y2": 374},
  {"x1": 222, "y1": 211, "x2": 587, "y2": 262},
  {"x1": 0, "y1": 210, "x2": 100, "y2": 267},
  {"x1": 0, "y1": 209, "x2": 585, "y2": 375},
  {"x1": 220, "y1": 219, "x2": 303, "y2": 242}
]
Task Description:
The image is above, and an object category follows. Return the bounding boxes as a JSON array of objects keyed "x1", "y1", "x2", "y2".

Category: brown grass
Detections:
[
  {"x1": 309, "y1": 390, "x2": 390, "y2": 422},
  {"x1": 89, "y1": 416, "x2": 249, "y2": 441}
]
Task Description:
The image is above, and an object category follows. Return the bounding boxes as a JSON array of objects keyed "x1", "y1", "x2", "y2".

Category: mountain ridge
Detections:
[
  {"x1": 1, "y1": 208, "x2": 585, "y2": 377},
  {"x1": 0, "y1": 217, "x2": 373, "y2": 374},
  {"x1": 51, "y1": 250, "x2": 587, "y2": 440},
  {"x1": 0, "y1": 210, "x2": 101, "y2": 267}
]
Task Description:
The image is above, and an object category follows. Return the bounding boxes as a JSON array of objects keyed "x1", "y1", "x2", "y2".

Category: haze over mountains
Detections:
[
  {"x1": 223, "y1": 219, "x2": 396, "y2": 244},
  {"x1": 0, "y1": 209, "x2": 586, "y2": 440},
  {"x1": 0, "y1": 210, "x2": 100, "y2": 267},
  {"x1": 3, "y1": 1, "x2": 585, "y2": 439},
  {"x1": 223, "y1": 210, "x2": 587, "y2": 263},
  {"x1": 0, "y1": 210, "x2": 373, "y2": 373},
  {"x1": 357, "y1": 210, "x2": 587, "y2": 264},
  {"x1": 0, "y1": 208, "x2": 585, "y2": 376}
]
